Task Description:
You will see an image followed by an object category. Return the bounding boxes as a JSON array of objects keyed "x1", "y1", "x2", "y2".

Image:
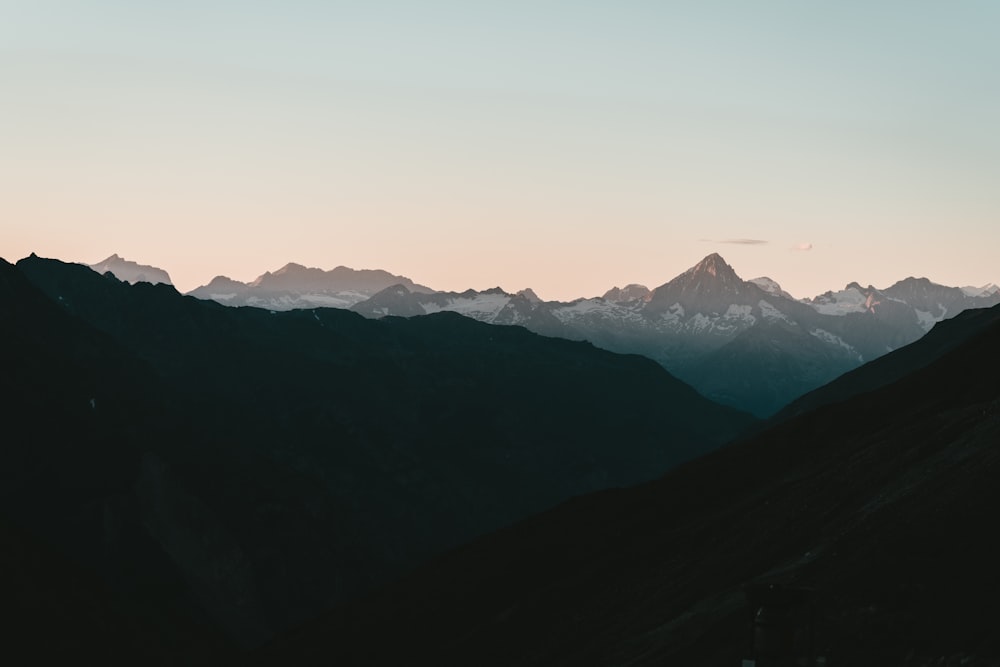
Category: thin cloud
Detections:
[
  {"x1": 792, "y1": 242, "x2": 814, "y2": 251},
  {"x1": 699, "y1": 238, "x2": 768, "y2": 245}
]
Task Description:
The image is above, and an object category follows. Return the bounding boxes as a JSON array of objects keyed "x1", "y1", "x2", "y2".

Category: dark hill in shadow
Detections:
[
  {"x1": 6, "y1": 254, "x2": 754, "y2": 649},
  {"x1": 0, "y1": 257, "x2": 232, "y2": 662},
  {"x1": 262, "y1": 304, "x2": 1000, "y2": 666}
]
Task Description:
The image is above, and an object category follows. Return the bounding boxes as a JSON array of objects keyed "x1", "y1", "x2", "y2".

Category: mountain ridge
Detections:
[
  {"x1": 264, "y1": 300, "x2": 1000, "y2": 666},
  {"x1": 84, "y1": 252, "x2": 1000, "y2": 416},
  {"x1": 9, "y1": 253, "x2": 755, "y2": 648}
]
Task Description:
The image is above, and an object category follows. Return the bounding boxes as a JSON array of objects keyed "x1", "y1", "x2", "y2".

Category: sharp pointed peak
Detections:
[{"x1": 683, "y1": 253, "x2": 738, "y2": 279}]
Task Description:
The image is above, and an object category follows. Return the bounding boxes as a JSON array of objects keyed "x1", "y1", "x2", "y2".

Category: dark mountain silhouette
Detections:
[
  {"x1": 7, "y1": 254, "x2": 754, "y2": 649},
  {"x1": 0, "y1": 256, "x2": 231, "y2": 662},
  {"x1": 263, "y1": 302, "x2": 1000, "y2": 667}
]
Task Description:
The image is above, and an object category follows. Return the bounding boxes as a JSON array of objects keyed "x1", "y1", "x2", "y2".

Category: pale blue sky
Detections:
[{"x1": 3, "y1": 2, "x2": 998, "y2": 298}]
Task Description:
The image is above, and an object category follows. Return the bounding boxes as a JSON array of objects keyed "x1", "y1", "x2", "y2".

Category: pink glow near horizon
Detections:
[{"x1": 3, "y1": 4, "x2": 998, "y2": 301}]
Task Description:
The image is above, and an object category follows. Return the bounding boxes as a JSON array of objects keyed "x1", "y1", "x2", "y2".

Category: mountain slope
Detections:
[
  {"x1": 11, "y1": 254, "x2": 755, "y2": 648},
  {"x1": 265, "y1": 303, "x2": 1000, "y2": 666},
  {"x1": 685, "y1": 320, "x2": 860, "y2": 417}
]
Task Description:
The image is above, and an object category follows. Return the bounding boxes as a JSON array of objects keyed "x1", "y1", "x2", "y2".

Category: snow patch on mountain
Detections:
[
  {"x1": 298, "y1": 293, "x2": 368, "y2": 308},
  {"x1": 758, "y1": 299, "x2": 792, "y2": 324},
  {"x1": 555, "y1": 298, "x2": 612, "y2": 316},
  {"x1": 689, "y1": 313, "x2": 714, "y2": 332},
  {"x1": 602, "y1": 284, "x2": 652, "y2": 303},
  {"x1": 810, "y1": 328, "x2": 863, "y2": 361},
  {"x1": 421, "y1": 293, "x2": 511, "y2": 322},
  {"x1": 808, "y1": 286, "x2": 869, "y2": 316},
  {"x1": 914, "y1": 305, "x2": 948, "y2": 333},
  {"x1": 750, "y1": 277, "x2": 794, "y2": 300},
  {"x1": 724, "y1": 304, "x2": 755, "y2": 323}
]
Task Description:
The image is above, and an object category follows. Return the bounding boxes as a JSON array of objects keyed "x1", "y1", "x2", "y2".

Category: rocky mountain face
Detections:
[
  {"x1": 347, "y1": 254, "x2": 1000, "y2": 416},
  {"x1": 267, "y1": 301, "x2": 1000, "y2": 667},
  {"x1": 6, "y1": 254, "x2": 754, "y2": 652},
  {"x1": 185, "y1": 262, "x2": 435, "y2": 310},
  {"x1": 89, "y1": 253, "x2": 173, "y2": 285}
]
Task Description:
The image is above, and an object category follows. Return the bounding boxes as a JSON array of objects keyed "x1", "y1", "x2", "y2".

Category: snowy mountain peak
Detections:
[
  {"x1": 646, "y1": 254, "x2": 760, "y2": 315},
  {"x1": 749, "y1": 277, "x2": 793, "y2": 300},
  {"x1": 602, "y1": 284, "x2": 651, "y2": 303}
]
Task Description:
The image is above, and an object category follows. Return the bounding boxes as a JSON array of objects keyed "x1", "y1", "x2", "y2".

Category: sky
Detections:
[{"x1": 2, "y1": 1, "x2": 999, "y2": 300}]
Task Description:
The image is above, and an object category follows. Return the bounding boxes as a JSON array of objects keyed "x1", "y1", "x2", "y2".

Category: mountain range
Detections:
[
  {"x1": 4, "y1": 254, "x2": 752, "y2": 652},
  {"x1": 186, "y1": 262, "x2": 435, "y2": 310},
  {"x1": 166, "y1": 253, "x2": 1000, "y2": 416},
  {"x1": 5, "y1": 251, "x2": 1000, "y2": 665},
  {"x1": 89, "y1": 253, "x2": 173, "y2": 286},
  {"x1": 353, "y1": 255, "x2": 1000, "y2": 417}
]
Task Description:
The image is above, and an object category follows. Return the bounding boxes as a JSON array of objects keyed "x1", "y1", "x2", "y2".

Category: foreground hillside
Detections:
[
  {"x1": 266, "y1": 304, "x2": 1000, "y2": 666},
  {"x1": 3, "y1": 255, "x2": 753, "y2": 649}
]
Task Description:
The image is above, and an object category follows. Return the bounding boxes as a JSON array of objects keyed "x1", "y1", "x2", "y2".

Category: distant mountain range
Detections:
[
  {"x1": 186, "y1": 262, "x2": 435, "y2": 310},
  {"x1": 90, "y1": 253, "x2": 173, "y2": 286},
  {"x1": 350, "y1": 254, "x2": 1000, "y2": 417},
  {"x1": 91, "y1": 253, "x2": 1000, "y2": 416}
]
